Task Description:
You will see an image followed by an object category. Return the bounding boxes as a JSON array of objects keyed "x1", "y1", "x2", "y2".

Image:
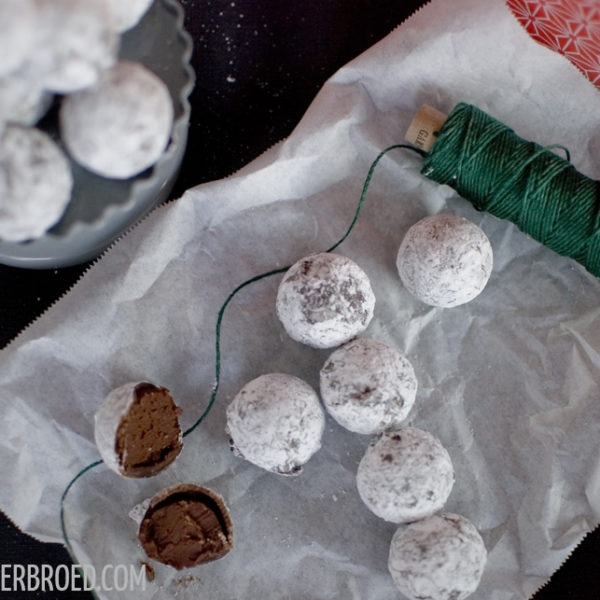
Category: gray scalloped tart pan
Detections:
[{"x1": 0, "y1": 0, "x2": 195, "y2": 269}]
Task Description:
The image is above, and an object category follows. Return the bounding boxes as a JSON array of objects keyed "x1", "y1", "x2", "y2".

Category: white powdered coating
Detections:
[
  {"x1": 0, "y1": 125, "x2": 72, "y2": 242},
  {"x1": 388, "y1": 513, "x2": 487, "y2": 600},
  {"x1": 94, "y1": 382, "x2": 140, "y2": 477},
  {"x1": 0, "y1": 0, "x2": 36, "y2": 78},
  {"x1": 396, "y1": 214, "x2": 493, "y2": 308},
  {"x1": 356, "y1": 428, "x2": 454, "y2": 523},
  {"x1": 320, "y1": 338, "x2": 417, "y2": 434},
  {"x1": 276, "y1": 252, "x2": 376, "y2": 349},
  {"x1": 105, "y1": 0, "x2": 154, "y2": 32},
  {"x1": 60, "y1": 60, "x2": 174, "y2": 179},
  {"x1": 0, "y1": 75, "x2": 53, "y2": 126},
  {"x1": 225, "y1": 373, "x2": 325, "y2": 476},
  {"x1": 22, "y1": 0, "x2": 119, "y2": 93}
]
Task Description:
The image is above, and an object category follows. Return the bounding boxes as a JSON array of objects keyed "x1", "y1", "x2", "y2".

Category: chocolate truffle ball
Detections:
[
  {"x1": 388, "y1": 513, "x2": 487, "y2": 600},
  {"x1": 276, "y1": 252, "x2": 376, "y2": 349},
  {"x1": 226, "y1": 373, "x2": 325, "y2": 475},
  {"x1": 0, "y1": 0, "x2": 36, "y2": 78},
  {"x1": 320, "y1": 338, "x2": 417, "y2": 435},
  {"x1": 22, "y1": 0, "x2": 119, "y2": 93},
  {"x1": 0, "y1": 75, "x2": 53, "y2": 126},
  {"x1": 94, "y1": 382, "x2": 183, "y2": 478},
  {"x1": 356, "y1": 428, "x2": 454, "y2": 523},
  {"x1": 60, "y1": 60, "x2": 174, "y2": 179},
  {"x1": 396, "y1": 214, "x2": 493, "y2": 308},
  {"x1": 139, "y1": 483, "x2": 234, "y2": 570},
  {"x1": 0, "y1": 125, "x2": 72, "y2": 242}
]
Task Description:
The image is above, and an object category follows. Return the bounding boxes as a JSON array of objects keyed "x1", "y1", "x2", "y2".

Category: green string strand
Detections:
[
  {"x1": 60, "y1": 142, "x2": 425, "y2": 585},
  {"x1": 59, "y1": 459, "x2": 103, "y2": 600},
  {"x1": 422, "y1": 102, "x2": 600, "y2": 275}
]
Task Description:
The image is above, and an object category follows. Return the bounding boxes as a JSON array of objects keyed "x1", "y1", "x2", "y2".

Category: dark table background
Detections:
[{"x1": 1, "y1": 1, "x2": 598, "y2": 598}]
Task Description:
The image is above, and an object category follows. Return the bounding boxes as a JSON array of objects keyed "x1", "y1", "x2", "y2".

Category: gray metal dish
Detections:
[{"x1": 0, "y1": 0, "x2": 195, "y2": 268}]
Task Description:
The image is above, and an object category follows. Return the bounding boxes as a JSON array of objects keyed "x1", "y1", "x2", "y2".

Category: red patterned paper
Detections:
[{"x1": 507, "y1": 0, "x2": 600, "y2": 87}]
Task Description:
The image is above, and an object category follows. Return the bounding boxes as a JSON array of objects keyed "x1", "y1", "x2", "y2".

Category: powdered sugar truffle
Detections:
[
  {"x1": 105, "y1": 0, "x2": 154, "y2": 32},
  {"x1": 226, "y1": 373, "x2": 325, "y2": 475},
  {"x1": 276, "y1": 252, "x2": 376, "y2": 349},
  {"x1": 0, "y1": 75, "x2": 53, "y2": 126},
  {"x1": 388, "y1": 513, "x2": 487, "y2": 600},
  {"x1": 320, "y1": 338, "x2": 417, "y2": 434},
  {"x1": 356, "y1": 428, "x2": 454, "y2": 523},
  {"x1": 60, "y1": 60, "x2": 174, "y2": 179},
  {"x1": 0, "y1": 0, "x2": 36, "y2": 78},
  {"x1": 22, "y1": 0, "x2": 119, "y2": 93},
  {"x1": 397, "y1": 214, "x2": 493, "y2": 308},
  {"x1": 0, "y1": 125, "x2": 72, "y2": 241}
]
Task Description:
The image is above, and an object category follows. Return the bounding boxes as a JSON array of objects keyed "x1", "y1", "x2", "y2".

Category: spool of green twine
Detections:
[{"x1": 421, "y1": 102, "x2": 600, "y2": 276}]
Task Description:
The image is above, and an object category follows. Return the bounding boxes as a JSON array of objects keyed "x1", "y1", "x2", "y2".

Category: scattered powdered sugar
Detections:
[
  {"x1": 388, "y1": 513, "x2": 487, "y2": 600},
  {"x1": 396, "y1": 214, "x2": 493, "y2": 308},
  {"x1": 356, "y1": 427, "x2": 454, "y2": 523},
  {"x1": 225, "y1": 373, "x2": 325, "y2": 475},
  {"x1": 320, "y1": 338, "x2": 417, "y2": 435},
  {"x1": 276, "y1": 252, "x2": 376, "y2": 349}
]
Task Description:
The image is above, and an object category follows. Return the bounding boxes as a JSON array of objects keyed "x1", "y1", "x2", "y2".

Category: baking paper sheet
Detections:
[{"x1": 2, "y1": 0, "x2": 600, "y2": 598}]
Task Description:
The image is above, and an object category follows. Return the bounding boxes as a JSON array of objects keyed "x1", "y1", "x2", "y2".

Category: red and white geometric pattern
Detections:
[{"x1": 507, "y1": 0, "x2": 600, "y2": 87}]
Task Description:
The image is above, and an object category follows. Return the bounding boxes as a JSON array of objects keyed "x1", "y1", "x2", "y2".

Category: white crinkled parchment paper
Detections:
[{"x1": 2, "y1": 0, "x2": 600, "y2": 598}]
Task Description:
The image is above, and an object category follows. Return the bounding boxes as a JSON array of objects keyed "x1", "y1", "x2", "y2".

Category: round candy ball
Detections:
[
  {"x1": 276, "y1": 252, "x2": 376, "y2": 349},
  {"x1": 59, "y1": 60, "x2": 174, "y2": 179},
  {"x1": 0, "y1": 125, "x2": 72, "y2": 242},
  {"x1": 388, "y1": 513, "x2": 487, "y2": 600},
  {"x1": 21, "y1": 0, "x2": 119, "y2": 93},
  {"x1": 0, "y1": 0, "x2": 36, "y2": 78},
  {"x1": 319, "y1": 338, "x2": 417, "y2": 434},
  {"x1": 226, "y1": 373, "x2": 325, "y2": 475},
  {"x1": 0, "y1": 75, "x2": 53, "y2": 126},
  {"x1": 396, "y1": 214, "x2": 493, "y2": 308},
  {"x1": 356, "y1": 427, "x2": 454, "y2": 523}
]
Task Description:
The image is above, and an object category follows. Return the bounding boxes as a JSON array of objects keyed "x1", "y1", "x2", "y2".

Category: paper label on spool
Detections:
[{"x1": 405, "y1": 105, "x2": 448, "y2": 151}]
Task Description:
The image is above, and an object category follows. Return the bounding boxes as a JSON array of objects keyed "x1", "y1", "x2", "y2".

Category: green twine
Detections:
[
  {"x1": 60, "y1": 142, "x2": 424, "y2": 582},
  {"x1": 422, "y1": 102, "x2": 600, "y2": 275},
  {"x1": 59, "y1": 459, "x2": 103, "y2": 600}
]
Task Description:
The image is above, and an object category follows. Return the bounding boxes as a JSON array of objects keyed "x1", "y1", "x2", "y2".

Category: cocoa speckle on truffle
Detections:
[{"x1": 276, "y1": 252, "x2": 376, "y2": 349}]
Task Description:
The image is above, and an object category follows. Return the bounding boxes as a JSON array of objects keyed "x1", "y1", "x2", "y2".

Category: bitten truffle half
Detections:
[
  {"x1": 276, "y1": 252, "x2": 376, "y2": 349},
  {"x1": 356, "y1": 428, "x2": 454, "y2": 523},
  {"x1": 388, "y1": 513, "x2": 487, "y2": 600},
  {"x1": 94, "y1": 382, "x2": 183, "y2": 478},
  {"x1": 320, "y1": 338, "x2": 417, "y2": 435},
  {"x1": 139, "y1": 483, "x2": 234, "y2": 570},
  {"x1": 226, "y1": 373, "x2": 325, "y2": 475},
  {"x1": 396, "y1": 214, "x2": 493, "y2": 308}
]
